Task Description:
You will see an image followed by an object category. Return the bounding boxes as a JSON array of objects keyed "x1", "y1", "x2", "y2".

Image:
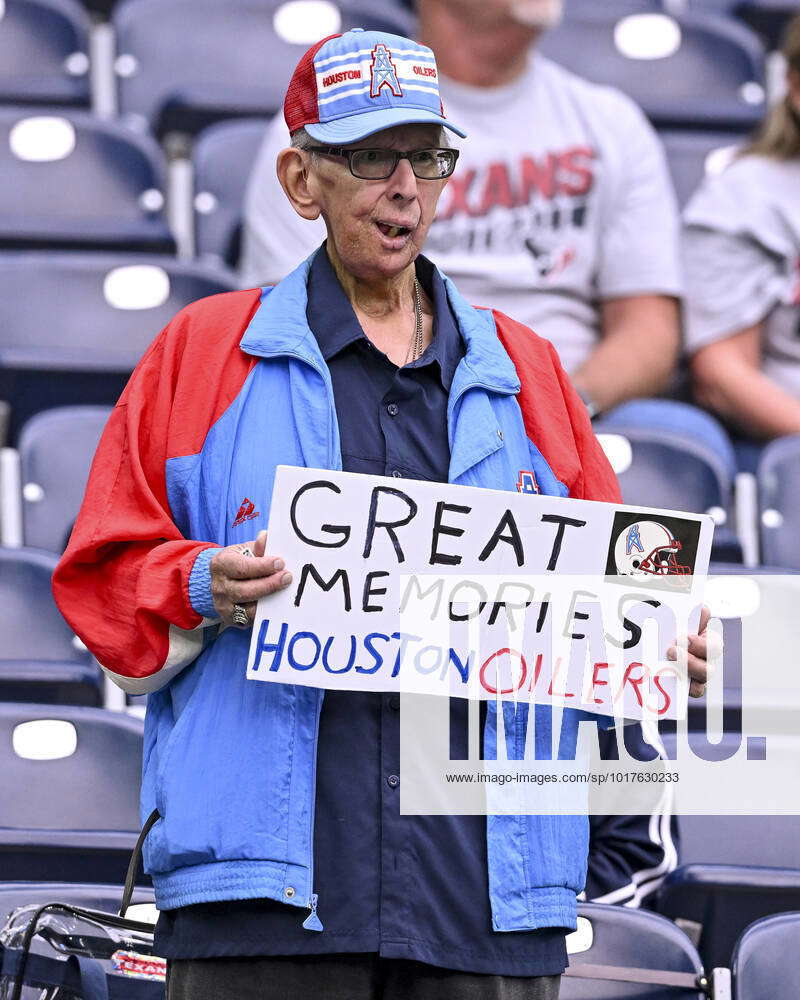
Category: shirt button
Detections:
[
  {"x1": 387, "y1": 695, "x2": 400, "y2": 711},
  {"x1": 284, "y1": 886, "x2": 296, "y2": 898},
  {"x1": 391, "y1": 470, "x2": 402, "y2": 478},
  {"x1": 387, "y1": 402, "x2": 399, "y2": 416},
  {"x1": 387, "y1": 774, "x2": 400, "y2": 788}
]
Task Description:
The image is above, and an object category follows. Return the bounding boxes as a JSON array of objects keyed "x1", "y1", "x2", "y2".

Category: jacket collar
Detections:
[{"x1": 240, "y1": 248, "x2": 521, "y2": 398}]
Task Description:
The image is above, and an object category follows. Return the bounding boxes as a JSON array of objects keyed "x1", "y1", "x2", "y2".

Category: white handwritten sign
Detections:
[{"x1": 246, "y1": 466, "x2": 714, "y2": 721}]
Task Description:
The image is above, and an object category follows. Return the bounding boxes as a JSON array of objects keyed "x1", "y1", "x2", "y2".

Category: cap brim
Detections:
[{"x1": 304, "y1": 106, "x2": 467, "y2": 143}]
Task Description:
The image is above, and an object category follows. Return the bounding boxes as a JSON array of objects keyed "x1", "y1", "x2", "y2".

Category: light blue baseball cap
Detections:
[{"x1": 284, "y1": 28, "x2": 467, "y2": 143}]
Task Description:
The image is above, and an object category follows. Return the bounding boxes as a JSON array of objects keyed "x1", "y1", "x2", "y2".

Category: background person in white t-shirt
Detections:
[
  {"x1": 240, "y1": 0, "x2": 684, "y2": 420},
  {"x1": 683, "y1": 14, "x2": 800, "y2": 466}
]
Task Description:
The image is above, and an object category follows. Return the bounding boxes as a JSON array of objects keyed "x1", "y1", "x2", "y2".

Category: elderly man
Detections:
[
  {"x1": 53, "y1": 28, "x2": 710, "y2": 1000},
  {"x1": 241, "y1": 0, "x2": 683, "y2": 419}
]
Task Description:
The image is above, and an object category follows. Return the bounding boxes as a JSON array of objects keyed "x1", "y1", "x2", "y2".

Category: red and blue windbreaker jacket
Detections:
[{"x1": 53, "y1": 254, "x2": 622, "y2": 932}]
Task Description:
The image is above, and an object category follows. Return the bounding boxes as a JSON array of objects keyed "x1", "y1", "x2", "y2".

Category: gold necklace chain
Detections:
[{"x1": 404, "y1": 278, "x2": 424, "y2": 366}]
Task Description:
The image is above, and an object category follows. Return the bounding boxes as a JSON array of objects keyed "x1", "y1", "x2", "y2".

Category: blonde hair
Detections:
[{"x1": 743, "y1": 14, "x2": 800, "y2": 161}]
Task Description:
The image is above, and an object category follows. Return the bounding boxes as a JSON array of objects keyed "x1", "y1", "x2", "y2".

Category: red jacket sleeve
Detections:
[
  {"x1": 493, "y1": 310, "x2": 622, "y2": 505},
  {"x1": 52, "y1": 290, "x2": 261, "y2": 694}
]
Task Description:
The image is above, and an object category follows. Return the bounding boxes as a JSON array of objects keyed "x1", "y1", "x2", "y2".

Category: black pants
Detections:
[{"x1": 166, "y1": 954, "x2": 562, "y2": 1000}]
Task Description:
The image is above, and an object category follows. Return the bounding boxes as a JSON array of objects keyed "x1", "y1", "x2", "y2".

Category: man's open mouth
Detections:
[{"x1": 376, "y1": 221, "x2": 413, "y2": 238}]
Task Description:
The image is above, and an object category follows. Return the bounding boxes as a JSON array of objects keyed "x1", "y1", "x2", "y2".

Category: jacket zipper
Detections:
[{"x1": 301, "y1": 690, "x2": 324, "y2": 931}]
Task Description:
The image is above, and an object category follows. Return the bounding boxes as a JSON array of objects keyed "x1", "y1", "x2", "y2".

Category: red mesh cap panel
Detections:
[{"x1": 284, "y1": 34, "x2": 341, "y2": 134}]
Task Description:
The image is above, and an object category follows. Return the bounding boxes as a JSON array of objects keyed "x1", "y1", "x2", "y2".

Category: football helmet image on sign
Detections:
[{"x1": 614, "y1": 520, "x2": 691, "y2": 578}]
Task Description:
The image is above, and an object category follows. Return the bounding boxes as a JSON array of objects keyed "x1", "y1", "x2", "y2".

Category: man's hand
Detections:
[
  {"x1": 210, "y1": 529, "x2": 292, "y2": 629},
  {"x1": 667, "y1": 605, "x2": 721, "y2": 698}
]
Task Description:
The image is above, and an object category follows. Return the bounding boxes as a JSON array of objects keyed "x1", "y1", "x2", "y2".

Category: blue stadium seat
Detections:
[
  {"x1": 594, "y1": 413, "x2": 740, "y2": 561},
  {"x1": 0, "y1": 547, "x2": 102, "y2": 705},
  {"x1": 539, "y1": 8, "x2": 766, "y2": 131},
  {"x1": 658, "y1": 129, "x2": 740, "y2": 207},
  {"x1": 18, "y1": 406, "x2": 112, "y2": 553},
  {"x1": 758, "y1": 435, "x2": 800, "y2": 570},
  {"x1": 0, "y1": 704, "x2": 144, "y2": 883},
  {"x1": 561, "y1": 902, "x2": 705, "y2": 998},
  {"x1": 0, "y1": 252, "x2": 237, "y2": 440},
  {"x1": 114, "y1": 0, "x2": 414, "y2": 137},
  {"x1": 677, "y1": 814, "x2": 800, "y2": 869},
  {"x1": 733, "y1": 912, "x2": 800, "y2": 1000},
  {"x1": 193, "y1": 117, "x2": 268, "y2": 266},
  {"x1": 657, "y1": 863, "x2": 800, "y2": 971},
  {"x1": 0, "y1": 0, "x2": 90, "y2": 108},
  {"x1": 0, "y1": 882, "x2": 155, "y2": 926},
  {"x1": 594, "y1": 423, "x2": 734, "y2": 517},
  {"x1": 0, "y1": 108, "x2": 173, "y2": 252}
]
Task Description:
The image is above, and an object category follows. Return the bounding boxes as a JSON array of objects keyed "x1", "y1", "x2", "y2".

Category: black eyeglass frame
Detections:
[{"x1": 305, "y1": 145, "x2": 460, "y2": 180}]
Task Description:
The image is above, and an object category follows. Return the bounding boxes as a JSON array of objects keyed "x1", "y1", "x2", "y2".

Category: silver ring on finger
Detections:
[{"x1": 232, "y1": 604, "x2": 249, "y2": 627}]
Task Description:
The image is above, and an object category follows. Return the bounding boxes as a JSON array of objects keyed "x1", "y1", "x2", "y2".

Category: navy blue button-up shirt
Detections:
[{"x1": 154, "y1": 247, "x2": 568, "y2": 976}]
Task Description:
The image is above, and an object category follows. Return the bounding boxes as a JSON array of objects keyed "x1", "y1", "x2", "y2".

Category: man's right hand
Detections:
[{"x1": 210, "y1": 529, "x2": 292, "y2": 629}]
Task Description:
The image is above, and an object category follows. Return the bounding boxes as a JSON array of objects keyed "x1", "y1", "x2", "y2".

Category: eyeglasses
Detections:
[{"x1": 306, "y1": 146, "x2": 459, "y2": 180}]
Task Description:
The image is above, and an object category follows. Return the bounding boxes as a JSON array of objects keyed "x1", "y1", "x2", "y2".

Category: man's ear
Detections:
[{"x1": 276, "y1": 148, "x2": 322, "y2": 221}]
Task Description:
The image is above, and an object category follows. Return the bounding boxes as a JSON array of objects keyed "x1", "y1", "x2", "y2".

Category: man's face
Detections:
[{"x1": 304, "y1": 123, "x2": 450, "y2": 282}]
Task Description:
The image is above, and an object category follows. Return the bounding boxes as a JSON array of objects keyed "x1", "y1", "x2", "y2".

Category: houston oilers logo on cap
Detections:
[
  {"x1": 283, "y1": 28, "x2": 467, "y2": 144},
  {"x1": 370, "y1": 44, "x2": 402, "y2": 98}
]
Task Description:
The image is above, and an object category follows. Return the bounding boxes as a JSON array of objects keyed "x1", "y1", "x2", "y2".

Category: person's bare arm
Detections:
[
  {"x1": 571, "y1": 294, "x2": 680, "y2": 413},
  {"x1": 691, "y1": 323, "x2": 800, "y2": 439}
]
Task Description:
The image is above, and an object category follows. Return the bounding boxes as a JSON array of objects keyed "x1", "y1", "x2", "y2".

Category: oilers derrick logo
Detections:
[
  {"x1": 625, "y1": 522, "x2": 644, "y2": 555},
  {"x1": 370, "y1": 44, "x2": 403, "y2": 98},
  {"x1": 516, "y1": 469, "x2": 540, "y2": 495}
]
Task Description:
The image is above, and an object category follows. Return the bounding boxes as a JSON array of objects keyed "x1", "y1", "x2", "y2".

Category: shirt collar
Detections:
[{"x1": 306, "y1": 243, "x2": 463, "y2": 392}]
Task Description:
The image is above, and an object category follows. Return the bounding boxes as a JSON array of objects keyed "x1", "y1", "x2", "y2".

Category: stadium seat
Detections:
[
  {"x1": 193, "y1": 117, "x2": 268, "y2": 266},
  {"x1": 0, "y1": 704, "x2": 145, "y2": 884},
  {"x1": 539, "y1": 8, "x2": 766, "y2": 131},
  {"x1": 0, "y1": 882, "x2": 155, "y2": 927},
  {"x1": 758, "y1": 435, "x2": 800, "y2": 570},
  {"x1": 659, "y1": 129, "x2": 740, "y2": 207},
  {"x1": 0, "y1": 108, "x2": 173, "y2": 252},
  {"x1": 732, "y1": 912, "x2": 800, "y2": 1000},
  {"x1": 114, "y1": 0, "x2": 414, "y2": 137},
  {"x1": 17, "y1": 406, "x2": 111, "y2": 553},
  {"x1": 561, "y1": 902, "x2": 706, "y2": 998},
  {"x1": 0, "y1": 0, "x2": 90, "y2": 108},
  {"x1": 0, "y1": 547, "x2": 102, "y2": 705},
  {"x1": 595, "y1": 412, "x2": 740, "y2": 560},
  {"x1": 657, "y1": 864, "x2": 800, "y2": 971},
  {"x1": 595, "y1": 421, "x2": 734, "y2": 518},
  {"x1": 0, "y1": 253, "x2": 237, "y2": 440},
  {"x1": 677, "y1": 814, "x2": 800, "y2": 869}
]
